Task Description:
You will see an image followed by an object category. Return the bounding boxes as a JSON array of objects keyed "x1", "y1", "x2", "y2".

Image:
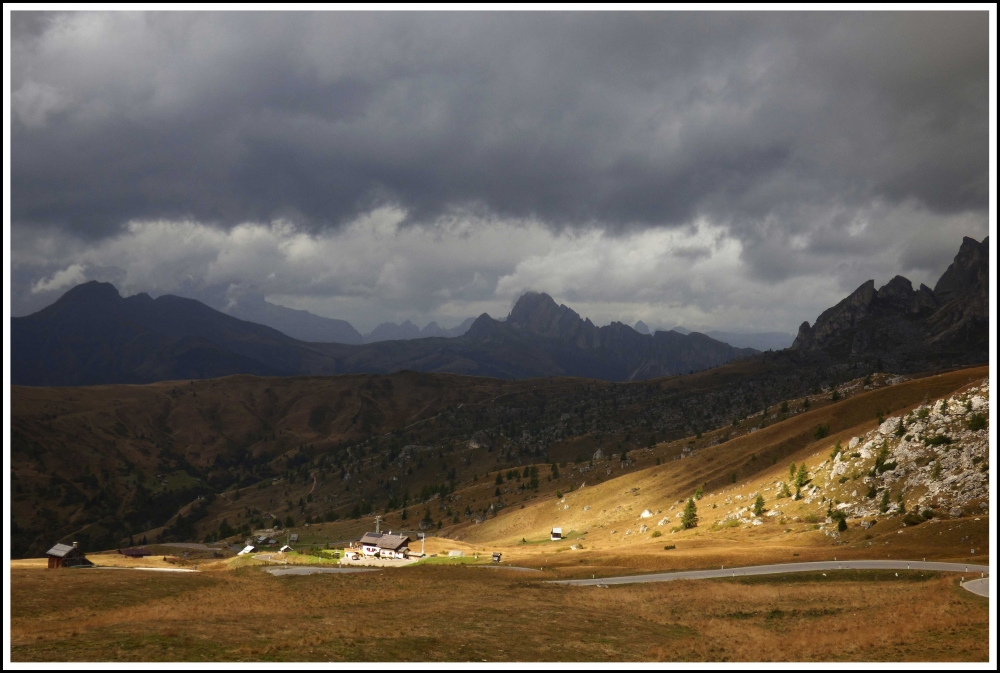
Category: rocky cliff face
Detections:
[{"x1": 792, "y1": 236, "x2": 988, "y2": 365}]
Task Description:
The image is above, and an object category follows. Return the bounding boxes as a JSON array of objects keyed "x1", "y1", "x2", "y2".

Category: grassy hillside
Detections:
[{"x1": 11, "y1": 362, "x2": 986, "y2": 558}]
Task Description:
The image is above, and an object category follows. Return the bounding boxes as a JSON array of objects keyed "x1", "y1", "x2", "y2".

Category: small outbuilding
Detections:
[
  {"x1": 237, "y1": 545, "x2": 256, "y2": 556},
  {"x1": 550, "y1": 527, "x2": 563, "y2": 541},
  {"x1": 279, "y1": 544, "x2": 292, "y2": 552},
  {"x1": 289, "y1": 533, "x2": 299, "y2": 543},
  {"x1": 46, "y1": 542, "x2": 93, "y2": 568}
]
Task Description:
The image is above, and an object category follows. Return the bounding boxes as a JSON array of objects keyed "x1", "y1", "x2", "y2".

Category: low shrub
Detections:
[{"x1": 967, "y1": 413, "x2": 986, "y2": 431}]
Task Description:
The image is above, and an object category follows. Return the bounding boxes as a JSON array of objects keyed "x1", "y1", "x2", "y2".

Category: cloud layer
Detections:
[{"x1": 10, "y1": 11, "x2": 990, "y2": 332}]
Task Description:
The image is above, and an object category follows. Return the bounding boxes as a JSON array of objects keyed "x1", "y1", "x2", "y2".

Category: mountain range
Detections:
[
  {"x1": 12, "y1": 285, "x2": 755, "y2": 386},
  {"x1": 224, "y1": 293, "x2": 474, "y2": 344},
  {"x1": 12, "y1": 236, "x2": 987, "y2": 387},
  {"x1": 633, "y1": 320, "x2": 793, "y2": 351},
  {"x1": 792, "y1": 235, "x2": 989, "y2": 367}
]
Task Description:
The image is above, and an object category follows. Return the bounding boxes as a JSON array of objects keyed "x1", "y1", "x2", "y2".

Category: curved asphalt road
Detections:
[
  {"x1": 962, "y1": 577, "x2": 989, "y2": 597},
  {"x1": 550, "y1": 560, "x2": 990, "y2": 596}
]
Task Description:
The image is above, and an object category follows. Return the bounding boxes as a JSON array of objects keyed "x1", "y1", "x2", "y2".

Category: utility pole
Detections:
[
  {"x1": 419, "y1": 532, "x2": 425, "y2": 556},
  {"x1": 374, "y1": 515, "x2": 382, "y2": 534}
]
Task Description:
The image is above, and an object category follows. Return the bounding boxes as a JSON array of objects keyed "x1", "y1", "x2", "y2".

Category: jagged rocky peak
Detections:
[
  {"x1": 634, "y1": 320, "x2": 651, "y2": 335},
  {"x1": 792, "y1": 235, "x2": 988, "y2": 362},
  {"x1": 507, "y1": 291, "x2": 587, "y2": 339},
  {"x1": 792, "y1": 279, "x2": 875, "y2": 350},
  {"x1": 876, "y1": 275, "x2": 914, "y2": 301},
  {"x1": 934, "y1": 235, "x2": 989, "y2": 303}
]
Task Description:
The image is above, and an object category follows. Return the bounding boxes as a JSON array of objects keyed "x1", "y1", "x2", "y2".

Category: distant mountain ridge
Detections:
[
  {"x1": 225, "y1": 294, "x2": 474, "y2": 344},
  {"x1": 12, "y1": 285, "x2": 756, "y2": 386},
  {"x1": 792, "y1": 235, "x2": 988, "y2": 365},
  {"x1": 225, "y1": 294, "x2": 364, "y2": 344},
  {"x1": 364, "y1": 317, "x2": 475, "y2": 343}
]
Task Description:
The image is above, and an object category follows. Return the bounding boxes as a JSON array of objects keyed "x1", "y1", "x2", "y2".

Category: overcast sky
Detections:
[{"x1": 10, "y1": 11, "x2": 990, "y2": 333}]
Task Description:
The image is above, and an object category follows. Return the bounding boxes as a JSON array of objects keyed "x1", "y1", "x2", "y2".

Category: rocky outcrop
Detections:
[
  {"x1": 817, "y1": 379, "x2": 989, "y2": 521},
  {"x1": 791, "y1": 236, "x2": 988, "y2": 365}
]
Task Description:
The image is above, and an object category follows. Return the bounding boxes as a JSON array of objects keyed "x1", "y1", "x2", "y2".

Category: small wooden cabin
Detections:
[
  {"x1": 46, "y1": 542, "x2": 93, "y2": 568},
  {"x1": 550, "y1": 527, "x2": 563, "y2": 541}
]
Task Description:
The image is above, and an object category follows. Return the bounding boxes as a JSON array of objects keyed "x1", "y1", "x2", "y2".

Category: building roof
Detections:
[
  {"x1": 551, "y1": 527, "x2": 563, "y2": 534},
  {"x1": 46, "y1": 543, "x2": 79, "y2": 558},
  {"x1": 377, "y1": 534, "x2": 410, "y2": 551},
  {"x1": 289, "y1": 533, "x2": 299, "y2": 542},
  {"x1": 359, "y1": 532, "x2": 383, "y2": 546}
]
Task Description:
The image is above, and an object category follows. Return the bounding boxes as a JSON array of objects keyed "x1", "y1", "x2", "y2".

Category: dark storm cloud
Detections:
[{"x1": 11, "y1": 11, "x2": 988, "y2": 243}]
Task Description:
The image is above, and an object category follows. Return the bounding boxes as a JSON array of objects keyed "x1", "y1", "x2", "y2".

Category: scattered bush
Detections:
[
  {"x1": 925, "y1": 435, "x2": 952, "y2": 447},
  {"x1": 829, "y1": 440, "x2": 843, "y2": 460},
  {"x1": 967, "y1": 413, "x2": 986, "y2": 431},
  {"x1": 650, "y1": 530, "x2": 662, "y2": 538},
  {"x1": 663, "y1": 544, "x2": 676, "y2": 550},
  {"x1": 813, "y1": 424, "x2": 830, "y2": 440}
]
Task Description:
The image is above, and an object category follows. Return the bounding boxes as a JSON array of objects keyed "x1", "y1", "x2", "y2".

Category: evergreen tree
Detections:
[
  {"x1": 681, "y1": 498, "x2": 698, "y2": 529},
  {"x1": 879, "y1": 489, "x2": 890, "y2": 514},
  {"x1": 789, "y1": 463, "x2": 797, "y2": 481},
  {"x1": 753, "y1": 493, "x2": 765, "y2": 517},
  {"x1": 795, "y1": 463, "x2": 809, "y2": 487}
]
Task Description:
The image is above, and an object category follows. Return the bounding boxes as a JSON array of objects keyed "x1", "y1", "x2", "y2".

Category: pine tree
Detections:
[
  {"x1": 753, "y1": 493, "x2": 765, "y2": 517},
  {"x1": 681, "y1": 498, "x2": 698, "y2": 529},
  {"x1": 795, "y1": 463, "x2": 809, "y2": 487},
  {"x1": 931, "y1": 458, "x2": 942, "y2": 480},
  {"x1": 879, "y1": 489, "x2": 890, "y2": 514}
]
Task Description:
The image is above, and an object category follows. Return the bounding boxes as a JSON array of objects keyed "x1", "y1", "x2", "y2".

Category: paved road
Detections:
[
  {"x1": 550, "y1": 560, "x2": 990, "y2": 592},
  {"x1": 469, "y1": 565, "x2": 543, "y2": 573},
  {"x1": 266, "y1": 566, "x2": 379, "y2": 577},
  {"x1": 92, "y1": 566, "x2": 199, "y2": 573},
  {"x1": 962, "y1": 577, "x2": 989, "y2": 597}
]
